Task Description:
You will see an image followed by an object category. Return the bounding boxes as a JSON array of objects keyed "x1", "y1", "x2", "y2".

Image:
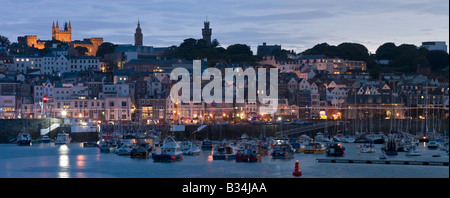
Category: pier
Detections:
[{"x1": 317, "y1": 158, "x2": 449, "y2": 166}]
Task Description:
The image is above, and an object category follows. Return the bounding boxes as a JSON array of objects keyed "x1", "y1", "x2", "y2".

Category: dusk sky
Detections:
[{"x1": 0, "y1": 0, "x2": 448, "y2": 54}]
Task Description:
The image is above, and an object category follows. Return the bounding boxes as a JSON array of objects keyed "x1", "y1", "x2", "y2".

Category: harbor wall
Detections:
[
  {"x1": 0, "y1": 118, "x2": 447, "y2": 143},
  {"x1": 0, "y1": 119, "x2": 99, "y2": 143}
]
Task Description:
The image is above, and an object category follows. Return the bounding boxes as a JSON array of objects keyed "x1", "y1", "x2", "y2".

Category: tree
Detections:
[
  {"x1": 301, "y1": 43, "x2": 338, "y2": 58},
  {"x1": 391, "y1": 44, "x2": 429, "y2": 73},
  {"x1": 226, "y1": 44, "x2": 253, "y2": 56},
  {"x1": 426, "y1": 50, "x2": 449, "y2": 72},
  {"x1": 336, "y1": 42, "x2": 371, "y2": 62},
  {"x1": 376, "y1": 42, "x2": 397, "y2": 60},
  {"x1": 96, "y1": 42, "x2": 117, "y2": 58},
  {"x1": 211, "y1": 39, "x2": 220, "y2": 48},
  {"x1": 225, "y1": 44, "x2": 256, "y2": 63},
  {"x1": 75, "y1": 46, "x2": 88, "y2": 56},
  {"x1": 0, "y1": 35, "x2": 10, "y2": 46}
]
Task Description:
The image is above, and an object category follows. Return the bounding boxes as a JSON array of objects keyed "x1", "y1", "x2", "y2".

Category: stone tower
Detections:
[
  {"x1": 202, "y1": 20, "x2": 212, "y2": 47},
  {"x1": 134, "y1": 20, "x2": 143, "y2": 46},
  {"x1": 52, "y1": 20, "x2": 71, "y2": 42}
]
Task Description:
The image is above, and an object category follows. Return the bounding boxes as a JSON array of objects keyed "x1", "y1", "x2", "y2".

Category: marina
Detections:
[{"x1": 0, "y1": 133, "x2": 447, "y2": 178}]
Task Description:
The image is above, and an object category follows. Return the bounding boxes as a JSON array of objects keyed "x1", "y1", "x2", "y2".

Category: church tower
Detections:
[
  {"x1": 202, "y1": 20, "x2": 212, "y2": 47},
  {"x1": 134, "y1": 20, "x2": 143, "y2": 46},
  {"x1": 52, "y1": 20, "x2": 71, "y2": 42}
]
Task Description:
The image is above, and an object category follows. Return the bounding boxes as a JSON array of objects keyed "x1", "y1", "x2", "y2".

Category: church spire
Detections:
[{"x1": 134, "y1": 19, "x2": 143, "y2": 46}]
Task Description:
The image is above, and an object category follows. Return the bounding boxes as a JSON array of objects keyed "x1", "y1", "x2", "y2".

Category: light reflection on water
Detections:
[{"x1": 58, "y1": 145, "x2": 69, "y2": 178}]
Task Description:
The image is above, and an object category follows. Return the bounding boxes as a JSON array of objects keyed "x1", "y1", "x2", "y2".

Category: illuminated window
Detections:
[{"x1": 142, "y1": 107, "x2": 153, "y2": 119}]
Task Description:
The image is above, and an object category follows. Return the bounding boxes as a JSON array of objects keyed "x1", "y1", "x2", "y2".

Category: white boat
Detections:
[
  {"x1": 360, "y1": 142, "x2": 376, "y2": 153},
  {"x1": 427, "y1": 141, "x2": 439, "y2": 149},
  {"x1": 366, "y1": 133, "x2": 385, "y2": 144},
  {"x1": 36, "y1": 136, "x2": 52, "y2": 143},
  {"x1": 55, "y1": 132, "x2": 71, "y2": 144},
  {"x1": 298, "y1": 134, "x2": 312, "y2": 144},
  {"x1": 17, "y1": 130, "x2": 32, "y2": 146},
  {"x1": 314, "y1": 132, "x2": 325, "y2": 142},
  {"x1": 152, "y1": 136, "x2": 184, "y2": 162},
  {"x1": 405, "y1": 145, "x2": 421, "y2": 156},
  {"x1": 117, "y1": 141, "x2": 134, "y2": 155},
  {"x1": 180, "y1": 141, "x2": 201, "y2": 156},
  {"x1": 333, "y1": 133, "x2": 345, "y2": 142},
  {"x1": 343, "y1": 136, "x2": 356, "y2": 143}
]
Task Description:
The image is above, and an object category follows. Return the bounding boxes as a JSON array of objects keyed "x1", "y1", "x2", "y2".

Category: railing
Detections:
[
  {"x1": 40, "y1": 123, "x2": 61, "y2": 135},
  {"x1": 275, "y1": 121, "x2": 337, "y2": 137}
]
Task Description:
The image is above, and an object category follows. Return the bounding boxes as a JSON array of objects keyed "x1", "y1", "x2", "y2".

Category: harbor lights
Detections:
[{"x1": 61, "y1": 110, "x2": 67, "y2": 118}]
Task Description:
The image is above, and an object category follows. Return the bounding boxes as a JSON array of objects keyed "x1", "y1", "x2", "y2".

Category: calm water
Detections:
[{"x1": 0, "y1": 142, "x2": 448, "y2": 178}]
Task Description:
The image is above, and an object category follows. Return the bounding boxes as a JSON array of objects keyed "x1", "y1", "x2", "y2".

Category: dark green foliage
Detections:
[
  {"x1": 0, "y1": 35, "x2": 10, "y2": 46},
  {"x1": 96, "y1": 42, "x2": 117, "y2": 58}
]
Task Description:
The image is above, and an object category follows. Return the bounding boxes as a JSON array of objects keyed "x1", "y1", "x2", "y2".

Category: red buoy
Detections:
[{"x1": 292, "y1": 160, "x2": 302, "y2": 177}]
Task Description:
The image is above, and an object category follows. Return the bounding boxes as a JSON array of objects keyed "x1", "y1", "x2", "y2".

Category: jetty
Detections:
[{"x1": 317, "y1": 158, "x2": 449, "y2": 166}]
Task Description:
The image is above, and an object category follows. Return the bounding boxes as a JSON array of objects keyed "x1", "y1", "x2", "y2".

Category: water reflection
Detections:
[
  {"x1": 76, "y1": 155, "x2": 86, "y2": 168},
  {"x1": 58, "y1": 145, "x2": 70, "y2": 178}
]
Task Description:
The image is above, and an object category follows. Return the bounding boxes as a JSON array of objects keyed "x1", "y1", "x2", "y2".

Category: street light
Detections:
[{"x1": 61, "y1": 110, "x2": 67, "y2": 118}]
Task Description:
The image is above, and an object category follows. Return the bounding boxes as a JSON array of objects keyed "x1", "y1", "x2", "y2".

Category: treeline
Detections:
[
  {"x1": 163, "y1": 38, "x2": 258, "y2": 67},
  {"x1": 302, "y1": 42, "x2": 449, "y2": 78}
]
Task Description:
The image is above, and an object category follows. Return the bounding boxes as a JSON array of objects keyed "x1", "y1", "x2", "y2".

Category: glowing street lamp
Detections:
[{"x1": 61, "y1": 110, "x2": 67, "y2": 118}]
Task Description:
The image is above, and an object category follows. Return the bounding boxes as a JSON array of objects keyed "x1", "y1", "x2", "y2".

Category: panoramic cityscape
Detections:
[{"x1": 0, "y1": 0, "x2": 448, "y2": 191}]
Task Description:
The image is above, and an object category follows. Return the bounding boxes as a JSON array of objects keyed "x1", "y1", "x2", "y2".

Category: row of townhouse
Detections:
[{"x1": 2, "y1": 54, "x2": 100, "y2": 74}]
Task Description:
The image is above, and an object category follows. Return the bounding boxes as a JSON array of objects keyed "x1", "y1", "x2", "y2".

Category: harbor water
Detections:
[{"x1": 0, "y1": 142, "x2": 448, "y2": 178}]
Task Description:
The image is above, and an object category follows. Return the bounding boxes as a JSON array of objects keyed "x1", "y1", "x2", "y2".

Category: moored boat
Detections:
[
  {"x1": 152, "y1": 136, "x2": 183, "y2": 162},
  {"x1": 326, "y1": 142, "x2": 345, "y2": 157},
  {"x1": 117, "y1": 141, "x2": 134, "y2": 155},
  {"x1": 55, "y1": 132, "x2": 71, "y2": 144},
  {"x1": 130, "y1": 144, "x2": 150, "y2": 158},
  {"x1": 16, "y1": 129, "x2": 32, "y2": 146},
  {"x1": 98, "y1": 139, "x2": 116, "y2": 153},
  {"x1": 427, "y1": 141, "x2": 439, "y2": 149},
  {"x1": 180, "y1": 141, "x2": 201, "y2": 156},
  {"x1": 303, "y1": 142, "x2": 326, "y2": 154},
  {"x1": 201, "y1": 139, "x2": 213, "y2": 150},
  {"x1": 405, "y1": 144, "x2": 421, "y2": 156},
  {"x1": 366, "y1": 133, "x2": 385, "y2": 144},
  {"x1": 213, "y1": 143, "x2": 237, "y2": 160},
  {"x1": 360, "y1": 141, "x2": 376, "y2": 153},
  {"x1": 235, "y1": 143, "x2": 261, "y2": 162},
  {"x1": 36, "y1": 135, "x2": 52, "y2": 143},
  {"x1": 257, "y1": 141, "x2": 270, "y2": 155},
  {"x1": 83, "y1": 142, "x2": 98, "y2": 147},
  {"x1": 271, "y1": 139, "x2": 295, "y2": 159}
]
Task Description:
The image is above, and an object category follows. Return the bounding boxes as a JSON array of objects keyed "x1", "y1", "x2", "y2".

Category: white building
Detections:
[
  {"x1": 101, "y1": 83, "x2": 130, "y2": 98},
  {"x1": 421, "y1": 41, "x2": 447, "y2": 52},
  {"x1": 5, "y1": 56, "x2": 42, "y2": 73}
]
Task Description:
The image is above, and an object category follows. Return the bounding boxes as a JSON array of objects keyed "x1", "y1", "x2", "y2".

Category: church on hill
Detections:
[{"x1": 17, "y1": 20, "x2": 103, "y2": 56}]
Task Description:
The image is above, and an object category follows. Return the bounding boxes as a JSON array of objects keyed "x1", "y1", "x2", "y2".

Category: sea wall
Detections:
[{"x1": 0, "y1": 119, "x2": 98, "y2": 143}]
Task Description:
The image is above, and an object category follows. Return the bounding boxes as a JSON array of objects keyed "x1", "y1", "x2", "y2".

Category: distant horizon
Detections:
[{"x1": 0, "y1": 0, "x2": 448, "y2": 54}]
